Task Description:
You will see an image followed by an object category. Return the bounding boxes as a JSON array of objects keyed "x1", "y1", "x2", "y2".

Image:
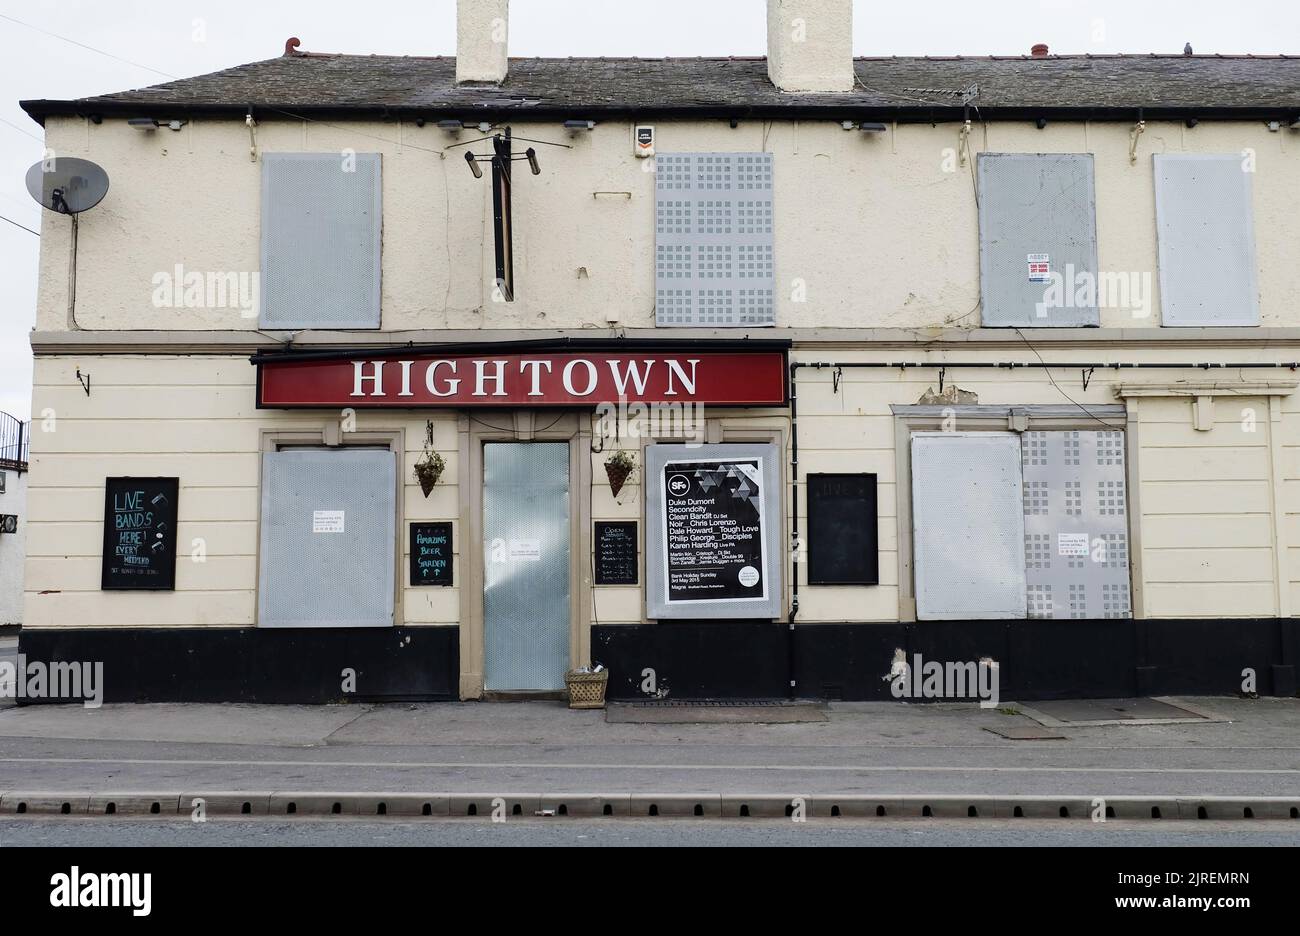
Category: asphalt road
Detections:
[{"x1": 3, "y1": 817, "x2": 1300, "y2": 847}]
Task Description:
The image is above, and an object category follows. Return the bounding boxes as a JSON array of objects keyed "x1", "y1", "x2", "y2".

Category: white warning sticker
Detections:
[
  {"x1": 1058, "y1": 532, "x2": 1090, "y2": 557},
  {"x1": 508, "y1": 539, "x2": 541, "y2": 561},
  {"x1": 312, "y1": 510, "x2": 345, "y2": 533}
]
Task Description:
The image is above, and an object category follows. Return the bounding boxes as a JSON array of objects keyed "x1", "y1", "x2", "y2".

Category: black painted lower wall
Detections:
[
  {"x1": 594, "y1": 618, "x2": 1300, "y2": 702},
  {"x1": 15, "y1": 618, "x2": 1300, "y2": 703},
  {"x1": 16, "y1": 627, "x2": 459, "y2": 704}
]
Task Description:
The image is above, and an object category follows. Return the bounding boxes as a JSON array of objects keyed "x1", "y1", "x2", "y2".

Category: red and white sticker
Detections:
[{"x1": 1027, "y1": 253, "x2": 1051, "y2": 283}]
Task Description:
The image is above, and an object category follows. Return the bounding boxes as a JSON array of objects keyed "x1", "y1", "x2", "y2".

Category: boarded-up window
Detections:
[
  {"x1": 911, "y1": 433, "x2": 1027, "y2": 619},
  {"x1": 257, "y1": 449, "x2": 395, "y2": 627},
  {"x1": 1154, "y1": 154, "x2": 1259, "y2": 326},
  {"x1": 1022, "y1": 430, "x2": 1131, "y2": 619},
  {"x1": 978, "y1": 153, "x2": 1099, "y2": 327},
  {"x1": 807, "y1": 473, "x2": 878, "y2": 585},
  {"x1": 655, "y1": 153, "x2": 775, "y2": 327},
  {"x1": 260, "y1": 153, "x2": 382, "y2": 329}
]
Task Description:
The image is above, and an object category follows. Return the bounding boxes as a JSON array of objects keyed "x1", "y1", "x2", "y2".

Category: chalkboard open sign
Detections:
[
  {"x1": 410, "y1": 522, "x2": 454, "y2": 587},
  {"x1": 594, "y1": 521, "x2": 638, "y2": 585},
  {"x1": 102, "y1": 477, "x2": 179, "y2": 590}
]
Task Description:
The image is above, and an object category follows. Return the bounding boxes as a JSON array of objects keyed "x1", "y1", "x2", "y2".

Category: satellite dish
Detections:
[{"x1": 25, "y1": 157, "x2": 110, "y2": 214}]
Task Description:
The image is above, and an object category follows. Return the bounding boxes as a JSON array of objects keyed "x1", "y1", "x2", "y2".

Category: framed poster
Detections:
[
  {"x1": 645, "y1": 443, "x2": 782, "y2": 620},
  {"x1": 101, "y1": 477, "x2": 179, "y2": 590}
]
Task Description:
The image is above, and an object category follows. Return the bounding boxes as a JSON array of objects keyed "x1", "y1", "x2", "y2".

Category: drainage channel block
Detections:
[
  {"x1": 627, "y1": 794, "x2": 722, "y2": 818},
  {"x1": 0, "y1": 793, "x2": 90, "y2": 816},
  {"x1": 448, "y1": 795, "x2": 541, "y2": 819},
  {"x1": 899, "y1": 796, "x2": 996, "y2": 818},
  {"x1": 268, "y1": 794, "x2": 361, "y2": 817},
  {"x1": 180, "y1": 793, "x2": 271, "y2": 816},
  {"x1": 806, "y1": 796, "x2": 905, "y2": 819},
  {"x1": 355, "y1": 795, "x2": 451, "y2": 817},
  {"x1": 89, "y1": 794, "x2": 182, "y2": 817},
  {"x1": 538, "y1": 795, "x2": 627, "y2": 818},
  {"x1": 995, "y1": 797, "x2": 1095, "y2": 819}
]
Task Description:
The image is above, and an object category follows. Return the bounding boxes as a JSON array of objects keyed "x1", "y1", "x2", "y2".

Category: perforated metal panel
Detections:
[
  {"x1": 655, "y1": 153, "x2": 775, "y2": 327},
  {"x1": 911, "y1": 433, "x2": 1027, "y2": 620},
  {"x1": 257, "y1": 449, "x2": 395, "y2": 628},
  {"x1": 978, "y1": 154, "x2": 1099, "y2": 327},
  {"x1": 260, "y1": 152, "x2": 382, "y2": 329},
  {"x1": 1021, "y1": 430, "x2": 1130, "y2": 619},
  {"x1": 1154, "y1": 154, "x2": 1259, "y2": 326},
  {"x1": 483, "y1": 443, "x2": 570, "y2": 691}
]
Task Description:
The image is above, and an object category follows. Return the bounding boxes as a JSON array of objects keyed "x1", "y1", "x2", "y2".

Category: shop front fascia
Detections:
[{"x1": 250, "y1": 339, "x2": 792, "y2": 701}]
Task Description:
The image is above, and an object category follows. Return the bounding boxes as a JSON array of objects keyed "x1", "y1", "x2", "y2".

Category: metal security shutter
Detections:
[
  {"x1": 911, "y1": 433, "x2": 1027, "y2": 620},
  {"x1": 260, "y1": 153, "x2": 382, "y2": 329},
  {"x1": 258, "y1": 449, "x2": 395, "y2": 628},
  {"x1": 978, "y1": 154, "x2": 1099, "y2": 327},
  {"x1": 1022, "y1": 431, "x2": 1131, "y2": 619},
  {"x1": 1154, "y1": 154, "x2": 1259, "y2": 326},
  {"x1": 655, "y1": 153, "x2": 775, "y2": 327}
]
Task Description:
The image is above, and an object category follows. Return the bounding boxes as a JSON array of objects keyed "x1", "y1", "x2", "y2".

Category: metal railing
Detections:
[{"x1": 0, "y1": 411, "x2": 28, "y2": 472}]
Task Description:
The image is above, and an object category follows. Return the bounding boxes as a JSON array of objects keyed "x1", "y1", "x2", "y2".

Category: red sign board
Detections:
[{"x1": 257, "y1": 350, "x2": 788, "y2": 408}]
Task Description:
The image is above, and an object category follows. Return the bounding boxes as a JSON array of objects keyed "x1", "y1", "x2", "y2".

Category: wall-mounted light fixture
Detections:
[
  {"x1": 859, "y1": 122, "x2": 888, "y2": 133},
  {"x1": 1289, "y1": 118, "x2": 1300, "y2": 131},
  {"x1": 127, "y1": 118, "x2": 186, "y2": 131},
  {"x1": 438, "y1": 119, "x2": 464, "y2": 134},
  {"x1": 564, "y1": 119, "x2": 596, "y2": 133}
]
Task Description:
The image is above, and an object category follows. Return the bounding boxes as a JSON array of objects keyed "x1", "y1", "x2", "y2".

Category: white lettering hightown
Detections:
[{"x1": 348, "y1": 357, "x2": 699, "y2": 399}]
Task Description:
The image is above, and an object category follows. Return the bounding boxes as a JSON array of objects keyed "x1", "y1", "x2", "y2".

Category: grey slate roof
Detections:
[{"x1": 21, "y1": 52, "x2": 1300, "y2": 124}]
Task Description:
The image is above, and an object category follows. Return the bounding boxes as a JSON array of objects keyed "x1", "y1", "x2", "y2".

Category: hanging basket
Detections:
[
  {"x1": 603, "y1": 452, "x2": 636, "y2": 498},
  {"x1": 413, "y1": 452, "x2": 445, "y2": 498}
]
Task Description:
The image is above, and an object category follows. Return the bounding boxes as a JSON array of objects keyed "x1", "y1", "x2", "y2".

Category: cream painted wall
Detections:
[
  {"x1": 33, "y1": 116, "x2": 1300, "y2": 334},
  {"x1": 23, "y1": 355, "x2": 462, "y2": 629},
  {"x1": 26, "y1": 348, "x2": 1300, "y2": 630}
]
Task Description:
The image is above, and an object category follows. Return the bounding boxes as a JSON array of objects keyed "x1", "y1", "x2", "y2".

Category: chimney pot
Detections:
[
  {"x1": 456, "y1": 0, "x2": 509, "y2": 84},
  {"x1": 1031, "y1": 43, "x2": 1050, "y2": 58}
]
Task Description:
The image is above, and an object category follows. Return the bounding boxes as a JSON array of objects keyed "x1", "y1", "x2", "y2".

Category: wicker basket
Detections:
[{"x1": 565, "y1": 669, "x2": 609, "y2": 709}]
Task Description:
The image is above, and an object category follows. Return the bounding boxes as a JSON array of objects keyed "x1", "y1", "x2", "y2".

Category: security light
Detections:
[
  {"x1": 127, "y1": 118, "x2": 159, "y2": 130},
  {"x1": 859, "y1": 122, "x2": 888, "y2": 133},
  {"x1": 564, "y1": 119, "x2": 596, "y2": 132},
  {"x1": 1289, "y1": 118, "x2": 1300, "y2": 131},
  {"x1": 438, "y1": 119, "x2": 464, "y2": 132}
]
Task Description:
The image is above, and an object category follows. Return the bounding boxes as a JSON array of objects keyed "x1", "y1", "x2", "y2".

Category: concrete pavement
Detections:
[{"x1": 0, "y1": 695, "x2": 1297, "y2": 804}]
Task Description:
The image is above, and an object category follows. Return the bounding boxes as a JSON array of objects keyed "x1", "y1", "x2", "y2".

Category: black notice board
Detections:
[
  {"x1": 101, "y1": 477, "x2": 179, "y2": 590},
  {"x1": 807, "y1": 473, "x2": 878, "y2": 585},
  {"x1": 594, "y1": 521, "x2": 638, "y2": 585},
  {"x1": 411, "y1": 522, "x2": 454, "y2": 587}
]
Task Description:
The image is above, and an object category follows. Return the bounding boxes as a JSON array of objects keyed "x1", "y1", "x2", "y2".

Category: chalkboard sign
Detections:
[
  {"x1": 101, "y1": 477, "x2": 179, "y2": 590},
  {"x1": 410, "y1": 522, "x2": 454, "y2": 587},
  {"x1": 594, "y1": 521, "x2": 638, "y2": 585},
  {"x1": 807, "y1": 473, "x2": 878, "y2": 585}
]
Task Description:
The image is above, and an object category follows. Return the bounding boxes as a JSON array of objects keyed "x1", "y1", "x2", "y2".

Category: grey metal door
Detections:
[{"x1": 483, "y1": 443, "x2": 571, "y2": 690}]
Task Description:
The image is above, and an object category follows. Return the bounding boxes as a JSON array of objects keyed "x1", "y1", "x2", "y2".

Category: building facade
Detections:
[
  {"x1": 0, "y1": 412, "x2": 28, "y2": 627},
  {"x1": 17, "y1": 0, "x2": 1300, "y2": 702}
]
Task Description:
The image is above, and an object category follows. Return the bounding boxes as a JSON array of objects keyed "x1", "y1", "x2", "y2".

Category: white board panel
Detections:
[{"x1": 911, "y1": 432, "x2": 1027, "y2": 620}]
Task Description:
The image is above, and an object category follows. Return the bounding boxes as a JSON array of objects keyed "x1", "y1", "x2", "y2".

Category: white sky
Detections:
[{"x1": 2, "y1": 0, "x2": 1298, "y2": 420}]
